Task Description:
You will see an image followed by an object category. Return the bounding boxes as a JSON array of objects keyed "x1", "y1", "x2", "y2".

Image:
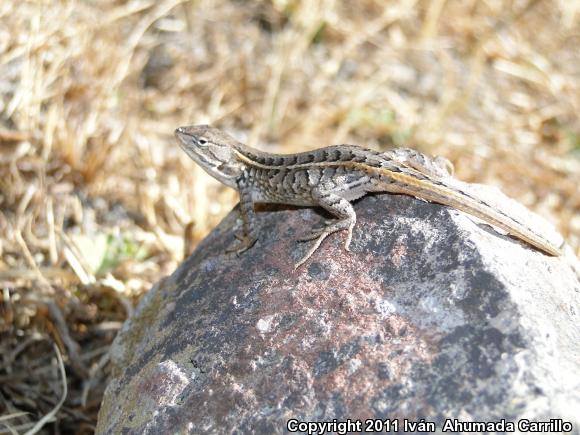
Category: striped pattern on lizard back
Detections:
[
  {"x1": 174, "y1": 125, "x2": 562, "y2": 269},
  {"x1": 231, "y1": 144, "x2": 445, "y2": 205},
  {"x1": 232, "y1": 142, "x2": 561, "y2": 260}
]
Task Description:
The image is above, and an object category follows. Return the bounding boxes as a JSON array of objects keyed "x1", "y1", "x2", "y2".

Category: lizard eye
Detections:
[{"x1": 198, "y1": 137, "x2": 208, "y2": 146}]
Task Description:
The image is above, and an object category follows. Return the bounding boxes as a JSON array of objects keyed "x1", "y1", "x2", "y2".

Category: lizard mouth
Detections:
[
  {"x1": 174, "y1": 131, "x2": 222, "y2": 170},
  {"x1": 174, "y1": 127, "x2": 191, "y2": 139},
  {"x1": 174, "y1": 128, "x2": 200, "y2": 150}
]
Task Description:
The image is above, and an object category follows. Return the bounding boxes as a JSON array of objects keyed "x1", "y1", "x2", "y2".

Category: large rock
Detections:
[{"x1": 96, "y1": 192, "x2": 580, "y2": 434}]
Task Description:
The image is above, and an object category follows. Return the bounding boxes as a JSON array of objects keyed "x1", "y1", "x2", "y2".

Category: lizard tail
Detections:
[{"x1": 372, "y1": 168, "x2": 563, "y2": 256}]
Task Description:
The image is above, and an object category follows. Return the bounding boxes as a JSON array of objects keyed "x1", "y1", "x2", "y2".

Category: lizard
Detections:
[{"x1": 174, "y1": 125, "x2": 563, "y2": 268}]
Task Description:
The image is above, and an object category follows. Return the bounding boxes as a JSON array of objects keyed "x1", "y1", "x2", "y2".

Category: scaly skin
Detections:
[{"x1": 175, "y1": 125, "x2": 562, "y2": 268}]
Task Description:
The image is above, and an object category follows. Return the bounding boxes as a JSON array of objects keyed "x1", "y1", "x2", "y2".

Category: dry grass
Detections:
[{"x1": 0, "y1": 0, "x2": 578, "y2": 432}]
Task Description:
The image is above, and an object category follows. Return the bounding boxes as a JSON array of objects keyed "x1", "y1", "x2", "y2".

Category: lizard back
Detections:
[{"x1": 232, "y1": 143, "x2": 563, "y2": 256}]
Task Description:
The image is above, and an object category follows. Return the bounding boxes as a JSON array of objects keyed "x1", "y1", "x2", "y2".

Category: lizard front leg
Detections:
[
  {"x1": 295, "y1": 191, "x2": 356, "y2": 269},
  {"x1": 227, "y1": 178, "x2": 258, "y2": 255}
]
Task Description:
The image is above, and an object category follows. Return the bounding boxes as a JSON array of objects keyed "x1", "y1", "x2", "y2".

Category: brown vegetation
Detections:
[{"x1": 0, "y1": 0, "x2": 578, "y2": 432}]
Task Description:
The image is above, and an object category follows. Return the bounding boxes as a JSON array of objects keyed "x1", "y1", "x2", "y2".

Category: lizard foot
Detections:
[
  {"x1": 294, "y1": 231, "x2": 333, "y2": 270},
  {"x1": 226, "y1": 233, "x2": 257, "y2": 256},
  {"x1": 294, "y1": 219, "x2": 356, "y2": 269},
  {"x1": 298, "y1": 219, "x2": 349, "y2": 243}
]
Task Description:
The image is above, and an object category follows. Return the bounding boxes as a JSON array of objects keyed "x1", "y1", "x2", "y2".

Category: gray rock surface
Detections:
[{"x1": 96, "y1": 193, "x2": 580, "y2": 434}]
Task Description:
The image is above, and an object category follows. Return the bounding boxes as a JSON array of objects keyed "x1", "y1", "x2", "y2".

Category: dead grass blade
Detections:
[{"x1": 23, "y1": 343, "x2": 67, "y2": 435}]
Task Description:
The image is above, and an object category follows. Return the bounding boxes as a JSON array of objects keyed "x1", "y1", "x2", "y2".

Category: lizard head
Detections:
[{"x1": 174, "y1": 125, "x2": 244, "y2": 188}]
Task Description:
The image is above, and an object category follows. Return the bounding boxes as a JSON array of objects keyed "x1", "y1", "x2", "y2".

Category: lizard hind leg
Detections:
[{"x1": 295, "y1": 193, "x2": 357, "y2": 269}]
